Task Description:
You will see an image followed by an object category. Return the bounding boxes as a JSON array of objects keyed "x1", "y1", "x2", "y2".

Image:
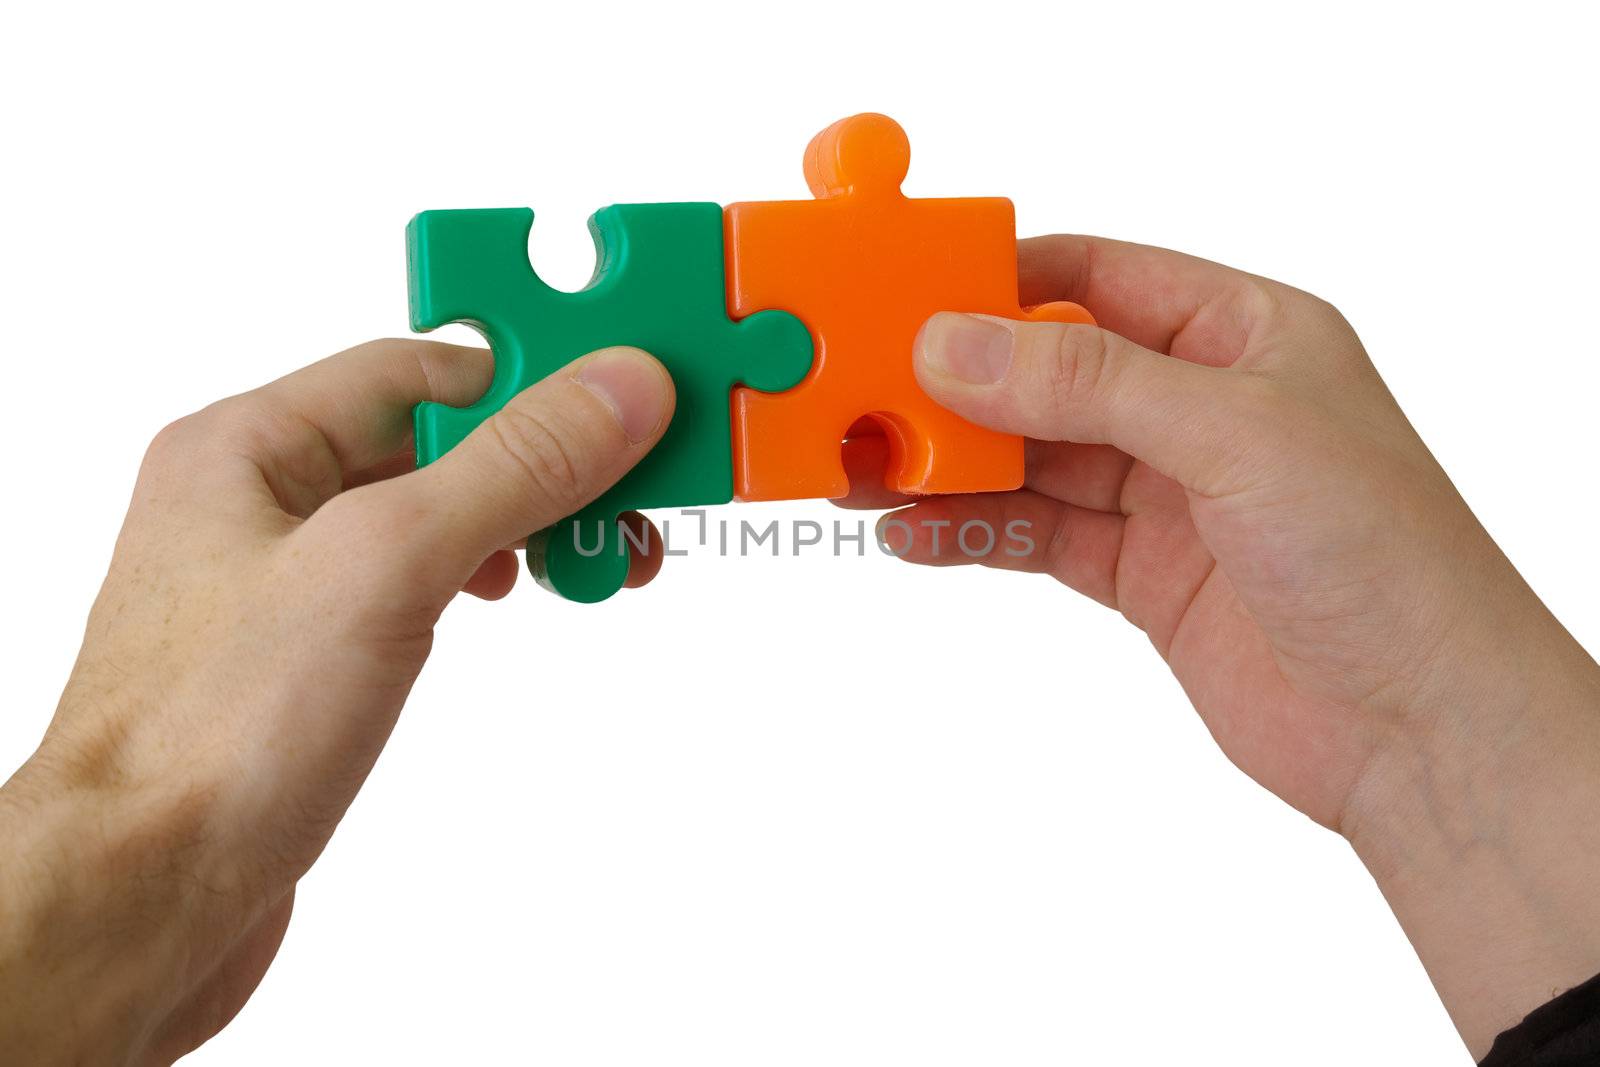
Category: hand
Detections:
[
  {"x1": 0, "y1": 341, "x2": 674, "y2": 1065},
  {"x1": 841, "y1": 235, "x2": 1600, "y2": 1057}
]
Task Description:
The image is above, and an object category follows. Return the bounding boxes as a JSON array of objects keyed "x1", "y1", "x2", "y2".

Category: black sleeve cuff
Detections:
[{"x1": 1480, "y1": 970, "x2": 1600, "y2": 1066}]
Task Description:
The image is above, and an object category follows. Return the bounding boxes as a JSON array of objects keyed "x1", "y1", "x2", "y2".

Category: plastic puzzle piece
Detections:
[
  {"x1": 725, "y1": 113, "x2": 1095, "y2": 502},
  {"x1": 408, "y1": 203, "x2": 813, "y2": 602}
]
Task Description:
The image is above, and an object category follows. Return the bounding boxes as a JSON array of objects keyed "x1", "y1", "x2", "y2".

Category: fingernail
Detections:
[
  {"x1": 918, "y1": 313, "x2": 1014, "y2": 385},
  {"x1": 576, "y1": 348, "x2": 670, "y2": 444}
]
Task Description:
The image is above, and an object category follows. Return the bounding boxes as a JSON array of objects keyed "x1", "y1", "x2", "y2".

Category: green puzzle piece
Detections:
[{"x1": 407, "y1": 203, "x2": 813, "y2": 603}]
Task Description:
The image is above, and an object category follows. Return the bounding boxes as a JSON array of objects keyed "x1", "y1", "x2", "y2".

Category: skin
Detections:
[
  {"x1": 2, "y1": 236, "x2": 1597, "y2": 1063},
  {"x1": 0, "y1": 342, "x2": 676, "y2": 1065}
]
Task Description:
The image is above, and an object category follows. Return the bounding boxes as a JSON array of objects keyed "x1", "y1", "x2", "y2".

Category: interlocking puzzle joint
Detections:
[{"x1": 406, "y1": 112, "x2": 1093, "y2": 602}]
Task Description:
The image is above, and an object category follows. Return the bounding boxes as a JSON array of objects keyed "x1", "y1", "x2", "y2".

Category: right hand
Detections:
[
  {"x1": 839, "y1": 235, "x2": 1600, "y2": 1057},
  {"x1": 0, "y1": 341, "x2": 674, "y2": 1065}
]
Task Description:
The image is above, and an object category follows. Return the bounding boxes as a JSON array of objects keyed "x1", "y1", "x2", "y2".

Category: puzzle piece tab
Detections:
[
  {"x1": 408, "y1": 203, "x2": 813, "y2": 602},
  {"x1": 725, "y1": 113, "x2": 1095, "y2": 501}
]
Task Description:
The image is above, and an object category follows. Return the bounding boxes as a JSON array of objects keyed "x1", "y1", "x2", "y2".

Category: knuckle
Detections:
[
  {"x1": 1038, "y1": 508, "x2": 1078, "y2": 575},
  {"x1": 207, "y1": 396, "x2": 324, "y2": 475},
  {"x1": 349, "y1": 335, "x2": 483, "y2": 367},
  {"x1": 1233, "y1": 277, "x2": 1353, "y2": 342},
  {"x1": 1308, "y1": 295, "x2": 1360, "y2": 342},
  {"x1": 215, "y1": 396, "x2": 283, "y2": 446},
  {"x1": 487, "y1": 404, "x2": 589, "y2": 515},
  {"x1": 357, "y1": 336, "x2": 413, "y2": 355},
  {"x1": 145, "y1": 415, "x2": 195, "y2": 460},
  {"x1": 140, "y1": 410, "x2": 212, "y2": 472},
  {"x1": 1304, "y1": 292, "x2": 1343, "y2": 322},
  {"x1": 1228, "y1": 278, "x2": 1286, "y2": 325},
  {"x1": 339, "y1": 337, "x2": 416, "y2": 363},
  {"x1": 1041, "y1": 323, "x2": 1115, "y2": 410}
]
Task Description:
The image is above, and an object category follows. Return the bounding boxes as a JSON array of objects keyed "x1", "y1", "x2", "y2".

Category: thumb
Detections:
[
  {"x1": 914, "y1": 313, "x2": 1262, "y2": 494},
  {"x1": 393, "y1": 346, "x2": 674, "y2": 574}
]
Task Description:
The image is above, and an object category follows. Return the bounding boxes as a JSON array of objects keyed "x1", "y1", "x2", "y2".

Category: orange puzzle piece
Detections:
[{"x1": 726, "y1": 113, "x2": 1095, "y2": 502}]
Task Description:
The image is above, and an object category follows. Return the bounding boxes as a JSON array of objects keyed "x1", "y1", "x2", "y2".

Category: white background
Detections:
[{"x1": 3, "y1": 2, "x2": 1597, "y2": 1064}]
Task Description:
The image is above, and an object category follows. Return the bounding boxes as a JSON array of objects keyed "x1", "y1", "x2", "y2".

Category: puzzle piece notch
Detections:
[
  {"x1": 728, "y1": 112, "x2": 1095, "y2": 503},
  {"x1": 408, "y1": 203, "x2": 813, "y2": 603}
]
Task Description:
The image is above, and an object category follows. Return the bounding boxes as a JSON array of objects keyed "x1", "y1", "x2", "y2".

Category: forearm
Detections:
[
  {"x1": 1345, "y1": 604, "x2": 1600, "y2": 1059},
  {"x1": 0, "y1": 751, "x2": 240, "y2": 1065}
]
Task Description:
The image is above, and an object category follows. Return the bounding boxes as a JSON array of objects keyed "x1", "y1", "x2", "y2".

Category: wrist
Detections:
[
  {"x1": 0, "y1": 747, "x2": 241, "y2": 1063},
  {"x1": 1340, "y1": 604, "x2": 1600, "y2": 1056}
]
